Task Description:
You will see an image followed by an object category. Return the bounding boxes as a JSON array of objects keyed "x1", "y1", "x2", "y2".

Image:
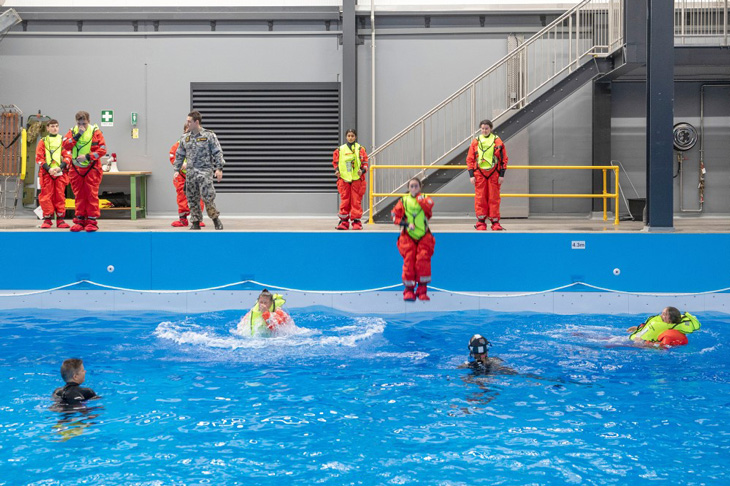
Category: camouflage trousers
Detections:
[{"x1": 185, "y1": 168, "x2": 220, "y2": 222}]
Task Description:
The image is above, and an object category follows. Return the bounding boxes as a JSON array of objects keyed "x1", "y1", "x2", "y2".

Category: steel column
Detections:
[
  {"x1": 645, "y1": 0, "x2": 674, "y2": 230},
  {"x1": 341, "y1": 0, "x2": 357, "y2": 139}
]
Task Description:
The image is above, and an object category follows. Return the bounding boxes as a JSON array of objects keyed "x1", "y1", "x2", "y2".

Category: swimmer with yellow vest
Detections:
[
  {"x1": 627, "y1": 306, "x2": 701, "y2": 347},
  {"x1": 238, "y1": 289, "x2": 293, "y2": 337}
]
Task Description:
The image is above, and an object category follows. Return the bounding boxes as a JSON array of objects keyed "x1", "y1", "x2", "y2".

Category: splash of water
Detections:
[{"x1": 154, "y1": 315, "x2": 386, "y2": 351}]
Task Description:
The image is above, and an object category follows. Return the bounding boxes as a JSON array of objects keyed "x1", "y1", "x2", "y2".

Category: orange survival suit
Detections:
[
  {"x1": 392, "y1": 192, "x2": 435, "y2": 301},
  {"x1": 35, "y1": 133, "x2": 70, "y2": 227},
  {"x1": 62, "y1": 126, "x2": 107, "y2": 231},
  {"x1": 466, "y1": 133, "x2": 508, "y2": 229},
  {"x1": 333, "y1": 142, "x2": 369, "y2": 230}
]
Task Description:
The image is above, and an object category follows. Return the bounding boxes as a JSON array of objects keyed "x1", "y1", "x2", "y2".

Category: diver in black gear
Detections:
[
  {"x1": 458, "y1": 334, "x2": 518, "y2": 375},
  {"x1": 455, "y1": 334, "x2": 561, "y2": 413},
  {"x1": 459, "y1": 334, "x2": 568, "y2": 383},
  {"x1": 453, "y1": 334, "x2": 517, "y2": 410}
]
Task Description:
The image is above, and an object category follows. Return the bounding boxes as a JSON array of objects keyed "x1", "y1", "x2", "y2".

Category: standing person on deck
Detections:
[
  {"x1": 466, "y1": 119, "x2": 508, "y2": 231},
  {"x1": 333, "y1": 129, "x2": 369, "y2": 230},
  {"x1": 173, "y1": 111, "x2": 225, "y2": 230},
  {"x1": 36, "y1": 119, "x2": 70, "y2": 229},
  {"x1": 62, "y1": 111, "x2": 107, "y2": 232},
  {"x1": 169, "y1": 121, "x2": 205, "y2": 228}
]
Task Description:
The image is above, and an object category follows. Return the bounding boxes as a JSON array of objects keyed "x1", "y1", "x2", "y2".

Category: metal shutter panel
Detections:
[{"x1": 191, "y1": 82, "x2": 340, "y2": 193}]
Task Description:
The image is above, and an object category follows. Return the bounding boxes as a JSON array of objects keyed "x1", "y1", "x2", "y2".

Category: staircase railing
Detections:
[
  {"x1": 675, "y1": 0, "x2": 729, "y2": 45},
  {"x1": 367, "y1": 0, "x2": 623, "y2": 216}
]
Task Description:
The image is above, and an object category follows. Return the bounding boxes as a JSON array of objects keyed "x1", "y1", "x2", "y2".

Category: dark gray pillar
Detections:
[
  {"x1": 645, "y1": 0, "x2": 674, "y2": 230},
  {"x1": 592, "y1": 81, "x2": 612, "y2": 212},
  {"x1": 341, "y1": 0, "x2": 357, "y2": 139}
]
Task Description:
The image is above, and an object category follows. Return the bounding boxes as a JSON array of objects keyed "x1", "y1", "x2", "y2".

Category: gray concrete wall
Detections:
[
  {"x1": 356, "y1": 34, "x2": 507, "y2": 150},
  {"x1": 612, "y1": 81, "x2": 730, "y2": 217},
  {"x1": 1, "y1": 26, "x2": 522, "y2": 217},
  {"x1": 528, "y1": 83, "x2": 594, "y2": 216},
  {"x1": 4, "y1": 15, "x2": 728, "y2": 219},
  {"x1": 0, "y1": 33, "x2": 342, "y2": 216}
]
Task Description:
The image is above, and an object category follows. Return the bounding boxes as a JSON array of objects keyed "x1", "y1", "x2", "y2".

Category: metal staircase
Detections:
[
  {"x1": 367, "y1": 0, "x2": 624, "y2": 219},
  {"x1": 0, "y1": 8, "x2": 22, "y2": 39},
  {"x1": 367, "y1": 0, "x2": 730, "y2": 220}
]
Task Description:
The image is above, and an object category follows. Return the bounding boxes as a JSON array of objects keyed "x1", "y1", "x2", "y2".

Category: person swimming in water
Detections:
[
  {"x1": 455, "y1": 334, "x2": 525, "y2": 411},
  {"x1": 627, "y1": 306, "x2": 701, "y2": 347},
  {"x1": 52, "y1": 358, "x2": 98, "y2": 405},
  {"x1": 458, "y1": 334, "x2": 518, "y2": 375},
  {"x1": 49, "y1": 358, "x2": 101, "y2": 440},
  {"x1": 238, "y1": 289, "x2": 294, "y2": 337},
  {"x1": 455, "y1": 334, "x2": 563, "y2": 413}
]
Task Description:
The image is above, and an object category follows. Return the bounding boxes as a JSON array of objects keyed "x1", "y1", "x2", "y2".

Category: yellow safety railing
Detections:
[
  {"x1": 368, "y1": 165, "x2": 620, "y2": 225},
  {"x1": 20, "y1": 128, "x2": 27, "y2": 180}
]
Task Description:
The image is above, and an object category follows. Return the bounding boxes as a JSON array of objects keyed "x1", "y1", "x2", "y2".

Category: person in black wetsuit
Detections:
[
  {"x1": 455, "y1": 334, "x2": 561, "y2": 413},
  {"x1": 454, "y1": 334, "x2": 516, "y2": 410},
  {"x1": 458, "y1": 334, "x2": 517, "y2": 375},
  {"x1": 52, "y1": 358, "x2": 98, "y2": 404}
]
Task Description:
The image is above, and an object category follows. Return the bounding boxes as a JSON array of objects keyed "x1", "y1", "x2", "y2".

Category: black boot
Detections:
[
  {"x1": 190, "y1": 221, "x2": 201, "y2": 230},
  {"x1": 213, "y1": 218, "x2": 223, "y2": 230}
]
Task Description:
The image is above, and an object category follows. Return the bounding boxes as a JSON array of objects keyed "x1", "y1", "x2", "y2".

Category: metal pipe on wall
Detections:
[
  {"x1": 678, "y1": 150, "x2": 701, "y2": 212},
  {"x1": 692, "y1": 83, "x2": 730, "y2": 213}
]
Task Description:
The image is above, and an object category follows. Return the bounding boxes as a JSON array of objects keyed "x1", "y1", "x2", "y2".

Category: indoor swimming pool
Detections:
[{"x1": 1, "y1": 306, "x2": 728, "y2": 484}]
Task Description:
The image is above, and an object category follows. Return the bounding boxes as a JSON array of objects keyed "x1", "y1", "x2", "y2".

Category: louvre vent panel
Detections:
[{"x1": 191, "y1": 82, "x2": 340, "y2": 193}]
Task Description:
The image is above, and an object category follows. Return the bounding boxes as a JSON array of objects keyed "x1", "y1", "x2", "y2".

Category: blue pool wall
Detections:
[{"x1": 1, "y1": 232, "x2": 729, "y2": 314}]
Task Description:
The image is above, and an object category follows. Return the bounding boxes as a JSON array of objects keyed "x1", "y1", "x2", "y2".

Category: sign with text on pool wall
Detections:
[
  {"x1": 571, "y1": 241, "x2": 586, "y2": 250},
  {"x1": 101, "y1": 110, "x2": 114, "y2": 127}
]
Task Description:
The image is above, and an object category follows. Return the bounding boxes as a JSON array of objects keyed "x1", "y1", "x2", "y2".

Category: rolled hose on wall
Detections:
[{"x1": 673, "y1": 122, "x2": 704, "y2": 212}]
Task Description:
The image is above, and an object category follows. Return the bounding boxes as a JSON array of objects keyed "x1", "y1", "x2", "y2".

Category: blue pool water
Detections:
[{"x1": 1, "y1": 307, "x2": 729, "y2": 485}]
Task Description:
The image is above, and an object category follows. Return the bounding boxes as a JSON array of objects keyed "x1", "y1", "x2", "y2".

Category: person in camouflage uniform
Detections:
[{"x1": 173, "y1": 111, "x2": 225, "y2": 230}]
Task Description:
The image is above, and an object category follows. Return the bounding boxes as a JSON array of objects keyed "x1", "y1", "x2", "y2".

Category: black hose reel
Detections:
[{"x1": 673, "y1": 122, "x2": 698, "y2": 151}]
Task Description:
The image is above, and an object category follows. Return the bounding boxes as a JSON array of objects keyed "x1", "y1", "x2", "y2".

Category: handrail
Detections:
[
  {"x1": 369, "y1": 0, "x2": 600, "y2": 158},
  {"x1": 367, "y1": 0, "x2": 624, "y2": 218},
  {"x1": 371, "y1": 0, "x2": 725, "y2": 160},
  {"x1": 366, "y1": 0, "x2": 726, "y2": 220},
  {"x1": 368, "y1": 164, "x2": 620, "y2": 226},
  {"x1": 675, "y1": 0, "x2": 729, "y2": 46}
]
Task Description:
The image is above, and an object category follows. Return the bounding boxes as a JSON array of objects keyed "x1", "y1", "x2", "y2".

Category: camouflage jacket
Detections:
[{"x1": 173, "y1": 127, "x2": 225, "y2": 172}]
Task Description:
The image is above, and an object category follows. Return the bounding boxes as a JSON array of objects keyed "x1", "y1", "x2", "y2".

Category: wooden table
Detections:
[{"x1": 102, "y1": 171, "x2": 151, "y2": 220}]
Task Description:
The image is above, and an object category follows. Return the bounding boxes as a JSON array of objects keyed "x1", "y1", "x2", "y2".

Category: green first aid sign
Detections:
[{"x1": 101, "y1": 110, "x2": 114, "y2": 127}]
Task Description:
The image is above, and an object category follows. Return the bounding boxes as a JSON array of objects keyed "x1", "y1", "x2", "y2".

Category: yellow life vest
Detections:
[
  {"x1": 476, "y1": 134, "x2": 498, "y2": 170},
  {"x1": 249, "y1": 294, "x2": 286, "y2": 336},
  {"x1": 337, "y1": 143, "x2": 363, "y2": 182},
  {"x1": 72, "y1": 124, "x2": 98, "y2": 167},
  {"x1": 630, "y1": 312, "x2": 701, "y2": 341},
  {"x1": 401, "y1": 194, "x2": 428, "y2": 240},
  {"x1": 44, "y1": 134, "x2": 63, "y2": 168}
]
